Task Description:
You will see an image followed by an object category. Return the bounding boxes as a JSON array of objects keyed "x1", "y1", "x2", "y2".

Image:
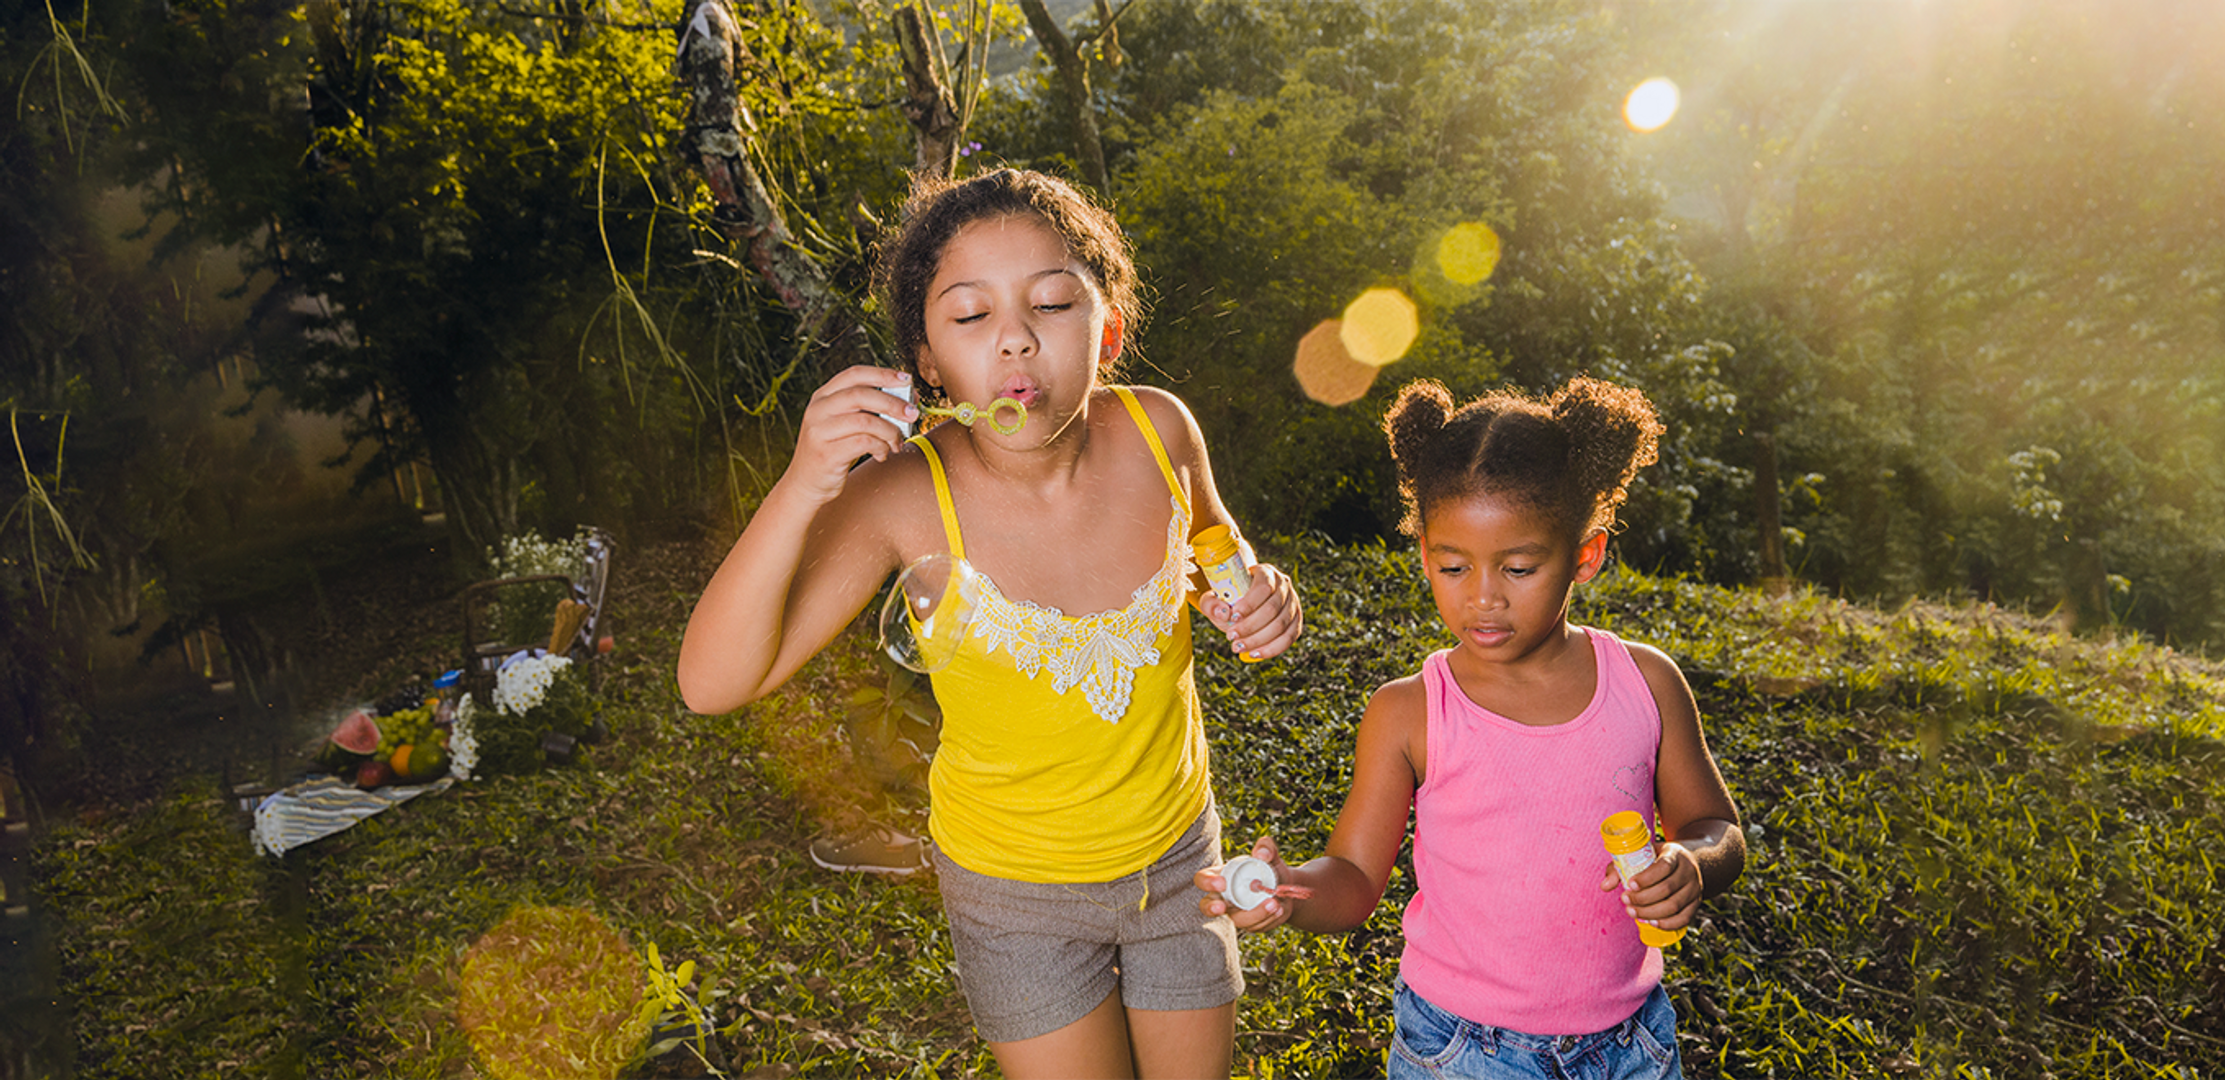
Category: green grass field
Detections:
[{"x1": 28, "y1": 537, "x2": 2225, "y2": 1078}]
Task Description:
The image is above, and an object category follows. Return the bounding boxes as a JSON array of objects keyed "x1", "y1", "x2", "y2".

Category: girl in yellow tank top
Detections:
[{"x1": 677, "y1": 169, "x2": 1303, "y2": 1078}]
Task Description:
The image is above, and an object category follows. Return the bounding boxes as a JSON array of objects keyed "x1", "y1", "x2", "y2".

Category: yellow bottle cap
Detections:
[
  {"x1": 1600, "y1": 811, "x2": 1650, "y2": 853},
  {"x1": 1193, "y1": 524, "x2": 1240, "y2": 565}
]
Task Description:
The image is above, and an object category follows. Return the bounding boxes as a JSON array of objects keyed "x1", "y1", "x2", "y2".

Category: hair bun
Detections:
[
  {"x1": 1383, "y1": 379, "x2": 1455, "y2": 479},
  {"x1": 1550, "y1": 377, "x2": 1662, "y2": 520}
]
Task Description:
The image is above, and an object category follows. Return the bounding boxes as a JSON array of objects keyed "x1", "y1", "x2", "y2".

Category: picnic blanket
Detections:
[
  {"x1": 251, "y1": 776, "x2": 456, "y2": 856},
  {"x1": 250, "y1": 700, "x2": 483, "y2": 857}
]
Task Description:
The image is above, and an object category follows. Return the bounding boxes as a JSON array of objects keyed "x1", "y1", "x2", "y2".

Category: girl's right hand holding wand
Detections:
[
  {"x1": 676, "y1": 365, "x2": 915, "y2": 715},
  {"x1": 783, "y1": 365, "x2": 919, "y2": 503}
]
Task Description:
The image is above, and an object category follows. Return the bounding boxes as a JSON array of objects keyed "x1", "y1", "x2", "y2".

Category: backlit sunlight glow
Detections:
[
  {"x1": 1436, "y1": 222, "x2": 1502, "y2": 286},
  {"x1": 1624, "y1": 77, "x2": 1680, "y2": 132},
  {"x1": 1293, "y1": 320, "x2": 1377, "y2": 406},
  {"x1": 1338, "y1": 288, "x2": 1420, "y2": 367}
]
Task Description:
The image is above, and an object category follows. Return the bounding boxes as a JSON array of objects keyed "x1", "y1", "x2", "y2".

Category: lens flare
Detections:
[
  {"x1": 458, "y1": 906, "x2": 649, "y2": 1080},
  {"x1": 1436, "y1": 222, "x2": 1502, "y2": 286},
  {"x1": 1293, "y1": 320, "x2": 1377, "y2": 406},
  {"x1": 1339, "y1": 288, "x2": 1420, "y2": 367},
  {"x1": 1624, "y1": 78, "x2": 1680, "y2": 132}
]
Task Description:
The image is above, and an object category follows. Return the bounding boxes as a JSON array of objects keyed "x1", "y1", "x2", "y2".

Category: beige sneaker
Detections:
[{"x1": 807, "y1": 826, "x2": 925, "y2": 876}]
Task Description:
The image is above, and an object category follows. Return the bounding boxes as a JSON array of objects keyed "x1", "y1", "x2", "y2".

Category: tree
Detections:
[{"x1": 1648, "y1": 0, "x2": 2225, "y2": 643}]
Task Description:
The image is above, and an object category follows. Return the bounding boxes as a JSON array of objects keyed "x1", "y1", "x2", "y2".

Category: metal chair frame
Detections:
[{"x1": 457, "y1": 529, "x2": 614, "y2": 700}]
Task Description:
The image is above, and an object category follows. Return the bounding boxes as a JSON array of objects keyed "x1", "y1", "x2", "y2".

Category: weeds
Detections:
[{"x1": 27, "y1": 536, "x2": 2225, "y2": 1076}]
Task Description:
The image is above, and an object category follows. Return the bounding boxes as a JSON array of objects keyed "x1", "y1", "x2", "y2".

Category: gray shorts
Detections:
[{"x1": 928, "y1": 803, "x2": 1243, "y2": 1043}]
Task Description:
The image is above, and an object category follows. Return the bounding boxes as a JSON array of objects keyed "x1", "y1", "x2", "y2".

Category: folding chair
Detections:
[{"x1": 458, "y1": 529, "x2": 615, "y2": 702}]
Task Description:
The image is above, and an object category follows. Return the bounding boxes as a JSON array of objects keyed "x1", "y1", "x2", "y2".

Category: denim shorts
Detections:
[
  {"x1": 1388, "y1": 977, "x2": 1682, "y2": 1080},
  {"x1": 928, "y1": 804, "x2": 1241, "y2": 1043}
]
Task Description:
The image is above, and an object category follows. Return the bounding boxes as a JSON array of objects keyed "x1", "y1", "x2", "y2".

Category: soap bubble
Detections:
[{"x1": 878, "y1": 553, "x2": 981, "y2": 673}]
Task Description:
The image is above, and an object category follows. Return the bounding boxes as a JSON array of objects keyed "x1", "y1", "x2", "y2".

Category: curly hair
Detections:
[
  {"x1": 873, "y1": 169, "x2": 1141, "y2": 389},
  {"x1": 1382, "y1": 376, "x2": 1663, "y2": 541}
]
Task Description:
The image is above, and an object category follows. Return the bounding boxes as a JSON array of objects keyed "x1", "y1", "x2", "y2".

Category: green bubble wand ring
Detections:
[{"x1": 923, "y1": 397, "x2": 1028, "y2": 436}]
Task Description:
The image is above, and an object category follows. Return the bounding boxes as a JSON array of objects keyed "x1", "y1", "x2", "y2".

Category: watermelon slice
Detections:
[{"x1": 332, "y1": 710, "x2": 381, "y2": 755}]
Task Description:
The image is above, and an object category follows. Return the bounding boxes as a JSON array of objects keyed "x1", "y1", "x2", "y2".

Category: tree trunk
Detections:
[
  {"x1": 2067, "y1": 536, "x2": 2109, "y2": 633},
  {"x1": 1753, "y1": 430, "x2": 1790, "y2": 596},
  {"x1": 893, "y1": 4, "x2": 960, "y2": 180},
  {"x1": 675, "y1": 0, "x2": 861, "y2": 366},
  {"x1": 1018, "y1": 0, "x2": 1109, "y2": 195}
]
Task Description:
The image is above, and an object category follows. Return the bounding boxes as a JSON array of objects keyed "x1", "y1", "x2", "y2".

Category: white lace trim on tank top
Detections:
[{"x1": 963, "y1": 492, "x2": 1194, "y2": 724}]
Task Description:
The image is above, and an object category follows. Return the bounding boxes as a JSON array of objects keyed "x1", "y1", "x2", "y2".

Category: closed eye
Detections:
[
  {"x1": 953, "y1": 312, "x2": 987, "y2": 325},
  {"x1": 1035, "y1": 302, "x2": 1074, "y2": 313}
]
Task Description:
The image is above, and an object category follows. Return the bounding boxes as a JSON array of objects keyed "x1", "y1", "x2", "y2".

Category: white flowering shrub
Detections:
[
  {"x1": 487, "y1": 528, "x2": 594, "y2": 582},
  {"x1": 492, "y1": 652, "x2": 572, "y2": 716},
  {"x1": 480, "y1": 528, "x2": 594, "y2": 652},
  {"x1": 470, "y1": 651, "x2": 597, "y2": 774}
]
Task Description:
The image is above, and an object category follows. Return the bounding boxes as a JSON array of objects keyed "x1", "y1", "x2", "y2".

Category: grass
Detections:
[{"x1": 23, "y1": 535, "x2": 2225, "y2": 1077}]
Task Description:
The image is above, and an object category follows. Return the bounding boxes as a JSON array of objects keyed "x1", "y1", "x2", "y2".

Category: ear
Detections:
[
  {"x1": 1101, "y1": 308, "x2": 1125, "y2": 363},
  {"x1": 915, "y1": 347, "x2": 943, "y2": 392},
  {"x1": 1572, "y1": 529, "x2": 1610, "y2": 584}
]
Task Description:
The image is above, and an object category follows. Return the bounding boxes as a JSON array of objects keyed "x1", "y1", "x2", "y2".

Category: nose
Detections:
[{"x1": 994, "y1": 308, "x2": 1037, "y2": 358}]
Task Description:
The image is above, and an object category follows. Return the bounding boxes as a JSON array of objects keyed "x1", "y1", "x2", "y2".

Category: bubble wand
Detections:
[
  {"x1": 923, "y1": 397, "x2": 1028, "y2": 436},
  {"x1": 880, "y1": 386, "x2": 1028, "y2": 438}
]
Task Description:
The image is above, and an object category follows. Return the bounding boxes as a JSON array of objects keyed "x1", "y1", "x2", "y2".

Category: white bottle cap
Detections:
[
  {"x1": 879, "y1": 383, "x2": 914, "y2": 438},
  {"x1": 1220, "y1": 855, "x2": 1279, "y2": 911}
]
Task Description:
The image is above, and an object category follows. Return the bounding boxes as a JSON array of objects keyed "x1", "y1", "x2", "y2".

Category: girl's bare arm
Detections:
[
  {"x1": 1196, "y1": 676, "x2": 1423, "y2": 934},
  {"x1": 1613, "y1": 643, "x2": 1745, "y2": 928},
  {"x1": 676, "y1": 367, "x2": 917, "y2": 714},
  {"x1": 1134, "y1": 386, "x2": 1303, "y2": 661}
]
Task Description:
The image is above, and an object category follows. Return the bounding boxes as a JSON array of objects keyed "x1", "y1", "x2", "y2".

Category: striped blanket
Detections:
[
  {"x1": 251, "y1": 776, "x2": 456, "y2": 856},
  {"x1": 250, "y1": 701, "x2": 482, "y2": 857}
]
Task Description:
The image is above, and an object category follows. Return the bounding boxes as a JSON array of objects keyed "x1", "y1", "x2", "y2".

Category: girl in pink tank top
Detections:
[{"x1": 1196, "y1": 377, "x2": 1746, "y2": 1078}]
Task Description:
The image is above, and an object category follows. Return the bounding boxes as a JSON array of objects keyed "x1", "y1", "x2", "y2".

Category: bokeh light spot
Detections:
[
  {"x1": 1339, "y1": 288, "x2": 1420, "y2": 367},
  {"x1": 1294, "y1": 320, "x2": 1378, "y2": 406},
  {"x1": 458, "y1": 905, "x2": 650, "y2": 1080},
  {"x1": 1624, "y1": 77, "x2": 1680, "y2": 132},
  {"x1": 1436, "y1": 222, "x2": 1502, "y2": 286}
]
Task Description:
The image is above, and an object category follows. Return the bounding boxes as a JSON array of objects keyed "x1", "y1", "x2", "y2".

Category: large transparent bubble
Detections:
[{"x1": 877, "y1": 553, "x2": 982, "y2": 674}]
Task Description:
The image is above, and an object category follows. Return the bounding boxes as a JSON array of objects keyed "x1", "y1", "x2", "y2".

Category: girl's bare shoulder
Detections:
[
  {"x1": 827, "y1": 438, "x2": 948, "y2": 556},
  {"x1": 1115, "y1": 384, "x2": 1204, "y2": 454},
  {"x1": 1621, "y1": 640, "x2": 1697, "y2": 695},
  {"x1": 1364, "y1": 670, "x2": 1429, "y2": 726}
]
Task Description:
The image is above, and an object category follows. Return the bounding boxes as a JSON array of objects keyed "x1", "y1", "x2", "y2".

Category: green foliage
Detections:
[
  {"x1": 1642, "y1": 0, "x2": 2225, "y2": 647},
  {"x1": 30, "y1": 780, "x2": 311, "y2": 1078},
  {"x1": 455, "y1": 904, "x2": 651, "y2": 1080}
]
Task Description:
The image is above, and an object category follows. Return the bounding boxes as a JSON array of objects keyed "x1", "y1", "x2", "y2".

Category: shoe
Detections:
[{"x1": 808, "y1": 826, "x2": 925, "y2": 876}]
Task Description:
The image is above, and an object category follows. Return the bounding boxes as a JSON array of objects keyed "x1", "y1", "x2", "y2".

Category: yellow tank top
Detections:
[{"x1": 909, "y1": 387, "x2": 1212, "y2": 882}]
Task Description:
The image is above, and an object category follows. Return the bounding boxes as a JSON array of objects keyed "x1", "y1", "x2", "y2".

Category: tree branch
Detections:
[
  {"x1": 892, "y1": 4, "x2": 959, "y2": 180},
  {"x1": 673, "y1": 0, "x2": 858, "y2": 365},
  {"x1": 1017, "y1": 0, "x2": 1109, "y2": 193}
]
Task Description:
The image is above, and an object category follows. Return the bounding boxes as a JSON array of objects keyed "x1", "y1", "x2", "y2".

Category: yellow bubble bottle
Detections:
[
  {"x1": 1192, "y1": 525, "x2": 1264, "y2": 662},
  {"x1": 1600, "y1": 810, "x2": 1685, "y2": 948}
]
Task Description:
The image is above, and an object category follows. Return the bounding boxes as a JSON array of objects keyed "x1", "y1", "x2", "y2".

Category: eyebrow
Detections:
[
  {"x1": 1428, "y1": 540, "x2": 1551, "y2": 559},
  {"x1": 933, "y1": 267, "x2": 1079, "y2": 302}
]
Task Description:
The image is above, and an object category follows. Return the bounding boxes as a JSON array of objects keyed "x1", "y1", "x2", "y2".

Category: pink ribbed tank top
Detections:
[{"x1": 1399, "y1": 627, "x2": 1666, "y2": 1035}]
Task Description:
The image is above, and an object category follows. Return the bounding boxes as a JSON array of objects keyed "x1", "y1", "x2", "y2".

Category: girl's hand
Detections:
[
  {"x1": 1598, "y1": 841, "x2": 1706, "y2": 931},
  {"x1": 1202, "y1": 562, "x2": 1303, "y2": 661},
  {"x1": 783, "y1": 366, "x2": 918, "y2": 503},
  {"x1": 1195, "y1": 836, "x2": 1297, "y2": 933}
]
